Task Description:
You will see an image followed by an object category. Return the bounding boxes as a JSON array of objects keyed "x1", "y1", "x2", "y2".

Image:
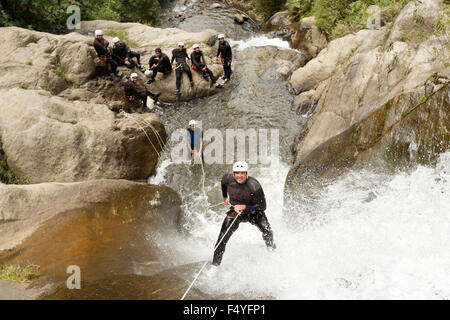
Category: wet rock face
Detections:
[
  {"x1": 285, "y1": 0, "x2": 449, "y2": 208},
  {"x1": 0, "y1": 88, "x2": 166, "y2": 183},
  {"x1": 0, "y1": 180, "x2": 182, "y2": 283}
]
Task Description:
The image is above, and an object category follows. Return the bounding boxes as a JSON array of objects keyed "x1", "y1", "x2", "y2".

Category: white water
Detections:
[
  {"x1": 153, "y1": 152, "x2": 450, "y2": 299},
  {"x1": 229, "y1": 35, "x2": 294, "y2": 51}
]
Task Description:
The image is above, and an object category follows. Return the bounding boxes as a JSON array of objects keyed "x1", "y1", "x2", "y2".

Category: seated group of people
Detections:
[{"x1": 93, "y1": 30, "x2": 233, "y2": 111}]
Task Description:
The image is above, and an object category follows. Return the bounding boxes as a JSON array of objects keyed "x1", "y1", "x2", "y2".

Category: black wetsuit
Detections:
[
  {"x1": 171, "y1": 48, "x2": 193, "y2": 91},
  {"x1": 191, "y1": 50, "x2": 216, "y2": 84},
  {"x1": 112, "y1": 41, "x2": 140, "y2": 68},
  {"x1": 216, "y1": 40, "x2": 232, "y2": 80},
  {"x1": 212, "y1": 174, "x2": 275, "y2": 266},
  {"x1": 148, "y1": 53, "x2": 172, "y2": 78},
  {"x1": 93, "y1": 37, "x2": 118, "y2": 73},
  {"x1": 124, "y1": 79, "x2": 158, "y2": 109}
]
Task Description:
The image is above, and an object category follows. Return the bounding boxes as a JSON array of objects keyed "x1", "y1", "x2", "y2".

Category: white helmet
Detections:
[
  {"x1": 113, "y1": 37, "x2": 120, "y2": 43},
  {"x1": 178, "y1": 41, "x2": 184, "y2": 47},
  {"x1": 192, "y1": 44, "x2": 200, "y2": 49},
  {"x1": 130, "y1": 73, "x2": 138, "y2": 79},
  {"x1": 144, "y1": 70, "x2": 152, "y2": 77},
  {"x1": 189, "y1": 120, "x2": 196, "y2": 126},
  {"x1": 95, "y1": 29, "x2": 103, "y2": 36},
  {"x1": 218, "y1": 33, "x2": 225, "y2": 39},
  {"x1": 233, "y1": 161, "x2": 248, "y2": 173}
]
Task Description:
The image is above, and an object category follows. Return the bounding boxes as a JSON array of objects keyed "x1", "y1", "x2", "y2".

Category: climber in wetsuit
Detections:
[
  {"x1": 212, "y1": 161, "x2": 276, "y2": 266},
  {"x1": 190, "y1": 44, "x2": 218, "y2": 88},
  {"x1": 124, "y1": 73, "x2": 161, "y2": 111},
  {"x1": 93, "y1": 29, "x2": 120, "y2": 77},
  {"x1": 171, "y1": 42, "x2": 194, "y2": 95},
  {"x1": 145, "y1": 48, "x2": 172, "y2": 84},
  {"x1": 215, "y1": 34, "x2": 232, "y2": 82},
  {"x1": 112, "y1": 37, "x2": 142, "y2": 69}
]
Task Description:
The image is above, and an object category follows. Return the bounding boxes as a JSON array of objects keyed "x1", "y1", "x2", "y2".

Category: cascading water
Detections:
[{"x1": 147, "y1": 2, "x2": 450, "y2": 300}]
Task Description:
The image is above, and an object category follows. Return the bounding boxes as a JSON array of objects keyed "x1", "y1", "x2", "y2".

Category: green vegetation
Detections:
[
  {"x1": 0, "y1": 264, "x2": 40, "y2": 282},
  {"x1": 55, "y1": 65, "x2": 71, "y2": 83},
  {"x1": 0, "y1": 0, "x2": 161, "y2": 32},
  {"x1": 0, "y1": 137, "x2": 25, "y2": 184},
  {"x1": 105, "y1": 29, "x2": 139, "y2": 48},
  {"x1": 286, "y1": 0, "x2": 410, "y2": 39},
  {"x1": 41, "y1": 86, "x2": 56, "y2": 95},
  {"x1": 251, "y1": 0, "x2": 287, "y2": 19}
]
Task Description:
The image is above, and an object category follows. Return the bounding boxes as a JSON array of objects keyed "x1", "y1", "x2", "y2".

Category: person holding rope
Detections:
[
  {"x1": 212, "y1": 161, "x2": 276, "y2": 266},
  {"x1": 124, "y1": 73, "x2": 161, "y2": 112},
  {"x1": 185, "y1": 120, "x2": 203, "y2": 162},
  {"x1": 171, "y1": 42, "x2": 194, "y2": 95}
]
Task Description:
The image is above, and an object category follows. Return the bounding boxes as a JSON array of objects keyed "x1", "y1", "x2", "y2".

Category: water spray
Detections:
[{"x1": 180, "y1": 208, "x2": 242, "y2": 300}]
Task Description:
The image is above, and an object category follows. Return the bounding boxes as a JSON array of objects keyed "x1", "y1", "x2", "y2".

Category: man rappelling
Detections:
[{"x1": 212, "y1": 161, "x2": 276, "y2": 266}]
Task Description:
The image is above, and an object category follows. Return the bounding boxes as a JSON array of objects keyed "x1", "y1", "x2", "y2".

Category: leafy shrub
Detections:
[
  {"x1": 253, "y1": 0, "x2": 287, "y2": 19},
  {"x1": 313, "y1": 0, "x2": 354, "y2": 38},
  {"x1": 286, "y1": 0, "x2": 314, "y2": 19}
]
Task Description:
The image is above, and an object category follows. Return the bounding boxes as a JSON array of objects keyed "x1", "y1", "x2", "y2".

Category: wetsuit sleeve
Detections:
[
  {"x1": 245, "y1": 184, "x2": 266, "y2": 212},
  {"x1": 185, "y1": 49, "x2": 190, "y2": 60},
  {"x1": 171, "y1": 50, "x2": 175, "y2": 64},
  {"x1": 201, "y1": 52, "x2": 206, "y2": 65},
  {"x1": 94, "y1": 39, "x2": 107, "y2": 56},
  {"x1": 148, "y1": 55, "x2": 154, "y2": 67},
  {"x1": 216, "y1": 45, "x2": 220, "y2": 58},
  {"x1": 227, "y1": 43, "x2": 232, "y2": 61},
  {"x1": 191, "y1": 52, "x2": 201, "y2": 69},
  {"x1": 124, "y1": 43, "x2": 131, "y2": 58},
  {"x1": 221, "y1": 175, "x2": 230, "y2": 198}
]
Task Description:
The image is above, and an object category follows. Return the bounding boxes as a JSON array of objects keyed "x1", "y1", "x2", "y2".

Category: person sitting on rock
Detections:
[
  {"x1": 93, "y1": 29, "x2": 121, "y2": 77},
  {"x1": 145, "y1": 48, "x2": 172, "y2": 85},
  {"x1": 112, "y1": 37, "x2": 142, "y2": 70},
  {"x1": 216, "y1": 34, "x2": 232, "y2": 82},
  {"x1": 171, "y1": 42, "x2": 194, "y2": 95},
  {"x1": 190, "y1": 44, "x2": 221, "y2": 88},
  {"x1": 124, "y1": 73, "x2": 161, "y2": 112}
]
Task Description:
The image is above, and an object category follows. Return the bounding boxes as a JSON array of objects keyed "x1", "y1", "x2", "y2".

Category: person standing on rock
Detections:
[
  {"x1": 216, "y1": 34, "x2": 232, "y2": 82},
  {"x1": 185, "y1": 120, "x2": 204, "y2": 162},
  {"x1": 171, "y1": 42, "x2": 194, "y2": 96},
  {"x1": 124, "y1": 73, "x2": 161, "y2": 112},
  {"x1": 212, "y1": 161, "x2": 276, "y2": 266},
  {"x1": 93, "y1": 30, "x2": 120, "y2": 77},
  {"x1": 112, "y1": 37, "x2": 142, "y2": 70},
  {"x1": 190, "y1": 44, "x2": 221, "y2": 88},
  {"x1": 145, "y1": 48, "x2": 173, "y2": 85}
]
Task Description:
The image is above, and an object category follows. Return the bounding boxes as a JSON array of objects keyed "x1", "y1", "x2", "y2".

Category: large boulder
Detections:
[
  {"x1": 0, "y1": 23, "x2": 223, "y2": 105},
  {"x1": 0, "y1": 179, "x2": 181, "y2": 282},
  {"x1": 285, "y1": 0, "x2": 449, "y2": 210},
  {"x1": 291, "y1": 16, "x2": 327, "y2": 58},
  {"x1": 78, "y1": 20, "x2": 223, "y2": 102},
  {"x1": 0, "y1": 27, "x2": 99, "y2": 94},
  {"x1": 0, "y1": 87, "x2": 166, "y2": 183}
]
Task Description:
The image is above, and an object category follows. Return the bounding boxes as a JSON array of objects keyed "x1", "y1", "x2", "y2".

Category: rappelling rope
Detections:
[
  {"x1": 119, "y1": 111, "x2": 161, "y2": 158},
  {"x1": 197, "y1": 152, "x2": 208, "y2": 200},
  {"x1": 180, "y1": 210, "x2": 242, "y2": 300}
]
